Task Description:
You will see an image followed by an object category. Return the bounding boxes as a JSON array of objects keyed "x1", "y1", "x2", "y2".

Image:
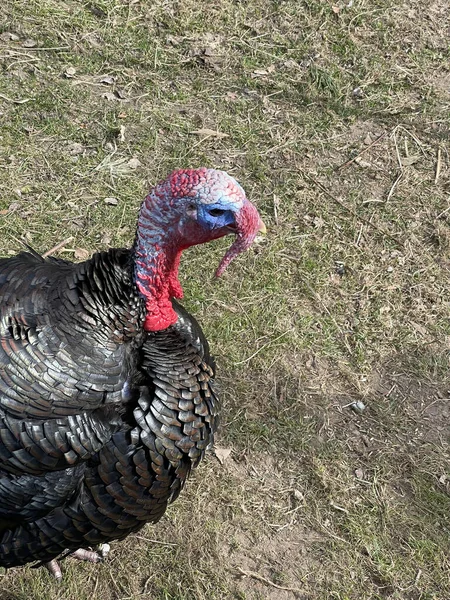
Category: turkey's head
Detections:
[{"x1": 134, "y1": 168, "x2": 265, "y2": 331}]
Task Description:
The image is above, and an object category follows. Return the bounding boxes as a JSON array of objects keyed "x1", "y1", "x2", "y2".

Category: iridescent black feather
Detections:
[{"x1": 0, "y1": 249, "x2": 218, "y2": 567}]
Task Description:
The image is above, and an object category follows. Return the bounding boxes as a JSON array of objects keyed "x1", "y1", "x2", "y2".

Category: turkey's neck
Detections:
[{"x1": 133, "y1": 204, "x2": 184, "y2": 332}]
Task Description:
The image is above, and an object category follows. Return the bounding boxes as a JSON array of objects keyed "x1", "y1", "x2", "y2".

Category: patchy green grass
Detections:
[{"x1": 0, "y1": 0, "x2": 449, "y2": 598}]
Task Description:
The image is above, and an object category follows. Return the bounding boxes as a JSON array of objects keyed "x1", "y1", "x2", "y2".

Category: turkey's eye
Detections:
[{"x1": 208, "y1": 208, "x2": 227, "y2": 217}]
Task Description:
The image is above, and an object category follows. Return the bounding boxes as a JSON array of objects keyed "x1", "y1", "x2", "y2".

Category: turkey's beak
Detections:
[{"x1": 215, "y1": 199, "x2": 264, "y2": 277}]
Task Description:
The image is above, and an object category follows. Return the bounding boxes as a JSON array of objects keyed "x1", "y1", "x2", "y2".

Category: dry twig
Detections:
[
  {"x1": 435, "y1": 148, "x2": 442, "y2": 184},
  {"x1": 337, "y1": 131, "x2": 388, "y2": 170},
  {"x1": 0, "y1": 93, "x2": 31, "y2": 104},
  {"x1": 235, "y1": 567, "x2": 304, "y2": 594},
  {"x1": 42, "y1": 237, "x2": 74, "y2": 257},
  {"x1": 133, "y1": 535, "x2": 178, "y2": 547},
  {"x1": 386, "y1": 173, "x2": 403, "y2": 202}
]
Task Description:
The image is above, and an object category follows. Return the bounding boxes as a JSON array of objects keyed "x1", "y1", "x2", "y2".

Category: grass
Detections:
[{"x1": 0, "y1": 0, "x2": 449, "y2": 598}]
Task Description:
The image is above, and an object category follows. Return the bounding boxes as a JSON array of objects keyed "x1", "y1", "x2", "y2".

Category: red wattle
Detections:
[{"x1": 142, "y1": 299, "x2": 178, "y2": 332}]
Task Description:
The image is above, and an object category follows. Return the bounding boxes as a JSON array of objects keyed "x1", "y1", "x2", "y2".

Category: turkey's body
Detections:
[{"x1": 0, "y1": 249, "x2": 217, "y2": 567}]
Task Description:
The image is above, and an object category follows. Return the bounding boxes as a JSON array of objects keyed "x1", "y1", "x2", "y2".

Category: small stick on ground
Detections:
[
  {"x1": 435, "y1": 148, "x2": 442, "y2": 184},
  {"x1": 386, "y1": 173, "x2": 403, "y2": 202},
  {"x1": 273, "y1": 193, "x2": 279, "y2": 225},
  {"x1": 133, "y1": 535, "x2": 178, "y2": 547},
  {"x1": 337, "y1": 131, "x2": 388, "y2": 170},
  {"x1": 0, "y1": 93, "x2": 31, "y2": 104},
  {"x1": 235, "y1": 567, "x2": 304, "y2": 594},
  {"x1": 19, "y1": 46, "x2": 70, "y2": 52},
  {"x1": 43, "y1": 237, "x2": 74, "y2": 257}
]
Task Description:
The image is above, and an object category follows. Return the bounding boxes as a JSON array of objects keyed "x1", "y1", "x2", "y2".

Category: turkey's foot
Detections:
[
  {"x1": 45, "y1": 546, "x2": 108, "y2": 581},
  {"x1": 71, "y1": 548, "x2": 103, "y2": 563},
  {"x1": 45, "y1": 559, "x2": 63, "y2": 582}
]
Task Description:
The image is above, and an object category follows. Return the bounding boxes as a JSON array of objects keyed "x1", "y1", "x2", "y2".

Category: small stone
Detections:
[
  {"x1": 355, "y1": 468, "x2": 364, "y2": 479},
  {"x1": 350, "y1": 401, "x2": 366, "y2": 414},
  {"x1": 104, "y1": 197, "x2": 118, "y2": 205}
]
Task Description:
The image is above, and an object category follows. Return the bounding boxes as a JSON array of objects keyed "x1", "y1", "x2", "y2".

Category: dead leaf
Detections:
[
  {"x1": 99, "y1": 76, "x2": 115, "y2": 85},
  {"x1": 225, "y1": 91, "x2": 238, "y2": 101},
  {"x1": 313, "y1": 215, "x2": 324, "y2": 228},
  {"x1": 330, "y1": 273, "x2": 341, "y2": 285},
  {"x1": 102, "y1": 92, "x2": 116, "y2": 101},
  {"x1": 190, "y1": 128, "x2": 229, "y2": 139},
  {"x1": 104, "y1": 197, "x2": 118, "y2": 205},
  {"x1": 293, "y1": 489, "x2": 305, "y2": 502},
  {"x1": 284, "y1": 59, "x2": 298, "y2": 70},
  {"x1": 214, "y1": 447, "x2": 232, "y2": 465},
  {"x1": 127, "y1": 157, "x2": 141, "y2": 169},
  {"x1": 166, "y1": 35, "x2": 180, "y2": 46},
  {"x1": 115, "y1": 89, "x2": 127, "y2": 99},
  {"x1": 190, "y1": 48, "x2": 223, "y2": 70},
  {"x1": 332, "y1": 5, "x2": 341, "y2": 14},
  {"x1": 66, "y1": 142, "x2": 84, "y2": 156},
  {"x1": 252, "y1": 69, "x2": 269, "y2": 77},
  {"x1": 411, "y1": 321, "x2": 428, "y2": 336},
  {"x1": 23, "y1": 39, "x2": 37, "y2": 48},
  {"x1": 84, "y1": 33, "x2": 102, "y2": 49},
  {"x1": 252, "y1": 65, "x2": 275, "y2": 77},
  {"x1": 74, "y1": 248, "x2": 90, "y2": 260},
  {"x1": 401, "y1": 154, "x2": 421, "y2": 166},
  {"x1": 0, "y1": 32, "x2": 19, "y2": 42},
  {"x1": 64, "y1": 66, "x2": 77, "y2": 78},
  {"x1": 355, "y1": 157, "x2": 373, "y2": 168}
]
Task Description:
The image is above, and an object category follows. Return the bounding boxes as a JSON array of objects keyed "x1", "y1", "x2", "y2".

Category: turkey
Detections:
[{"x1": 0, "y1": 167, "x2": 265, "y2": 578}]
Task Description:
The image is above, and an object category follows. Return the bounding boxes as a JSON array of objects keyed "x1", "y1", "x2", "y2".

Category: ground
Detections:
[{"x1": 0, "y1": 0, "x2": 449, "y2": 598}]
